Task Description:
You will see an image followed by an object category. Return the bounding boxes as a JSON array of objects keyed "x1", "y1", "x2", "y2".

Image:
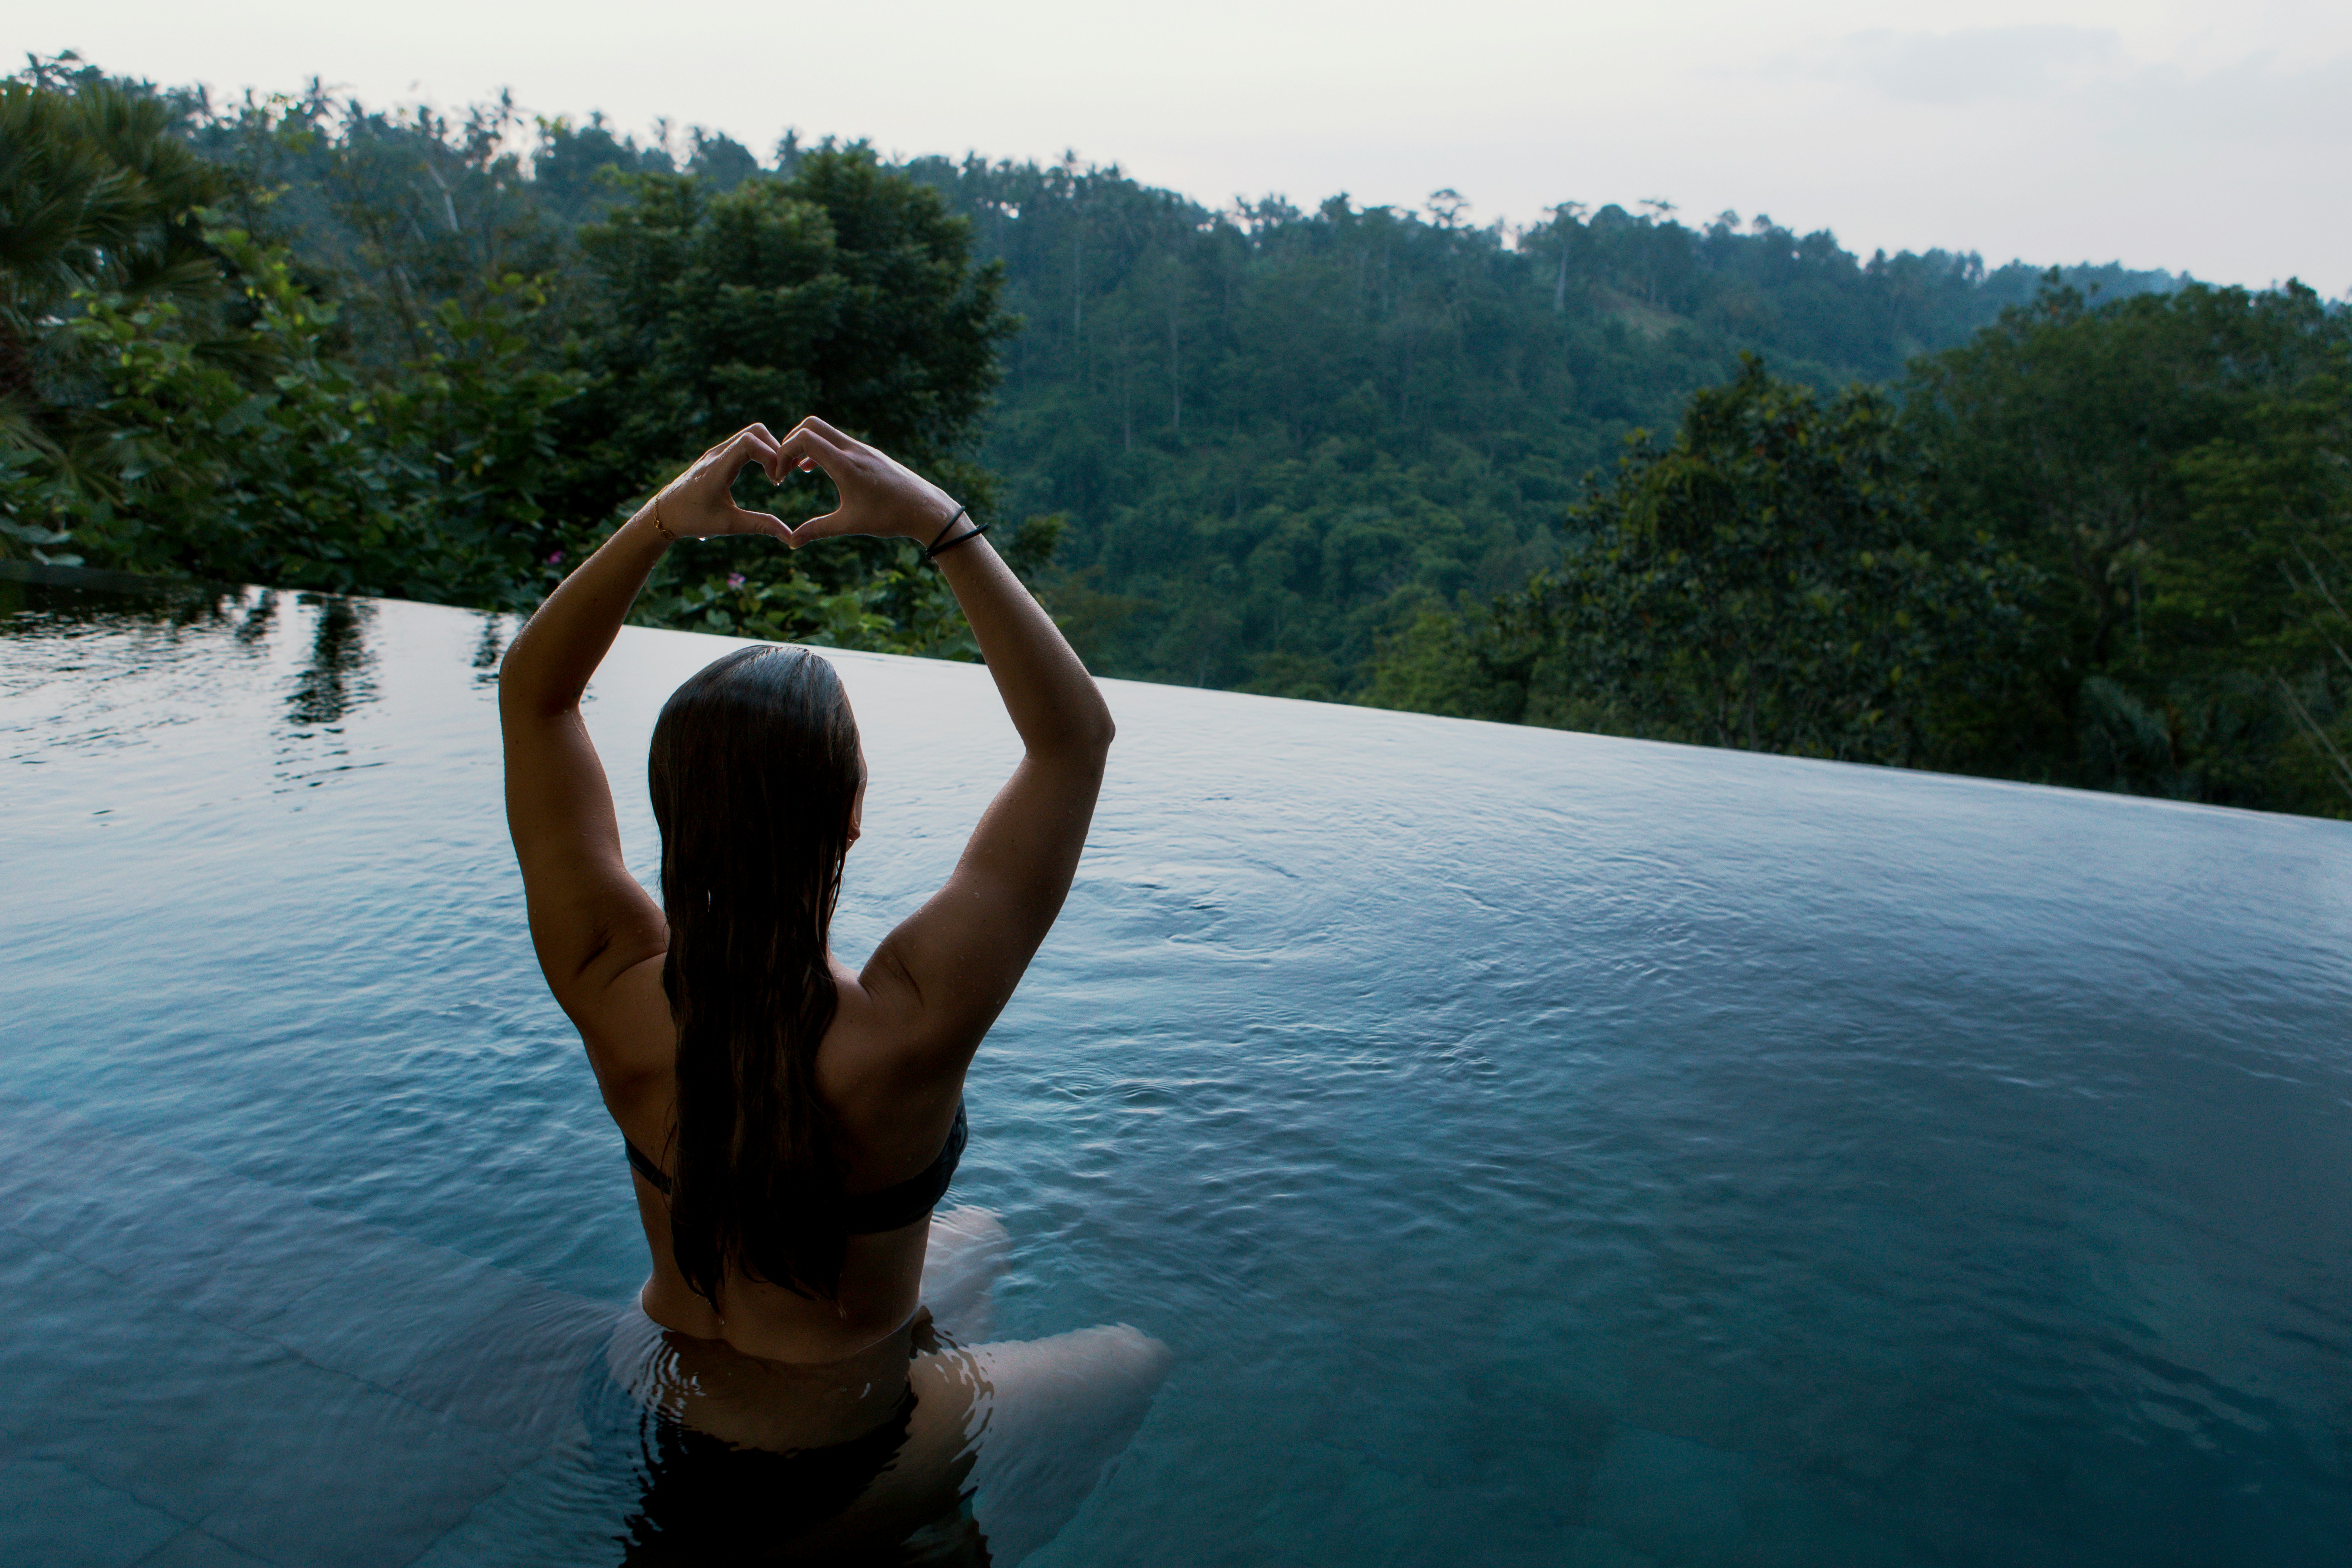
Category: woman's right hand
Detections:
[{"x1": 773, "y1": 417, "x2": 965, "y2": 549}]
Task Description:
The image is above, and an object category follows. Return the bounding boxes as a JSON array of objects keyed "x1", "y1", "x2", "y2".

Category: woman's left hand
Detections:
[{"x1": 646, "y1": 426, "x2": 793, "y2": 541}]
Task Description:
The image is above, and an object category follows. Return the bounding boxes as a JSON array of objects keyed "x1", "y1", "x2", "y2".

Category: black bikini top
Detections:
[{"x1": 623, "y1": 1099, "x2": 967, "y2": 1235}]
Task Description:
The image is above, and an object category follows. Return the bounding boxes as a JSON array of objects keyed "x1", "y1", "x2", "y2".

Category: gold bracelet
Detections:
[{"x1": 648, "y1": 496, "x2": 678, "y2": 544}]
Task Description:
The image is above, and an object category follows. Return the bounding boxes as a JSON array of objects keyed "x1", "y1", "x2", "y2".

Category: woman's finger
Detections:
[
  {"x1": 777, "y1": 422, "x2": 854, "y2": 477},
  {"x1": 741, "y1": 428, "x2": 784, "y2": 485},
  {"x1": 679, "y1": 430, "x2": 782, "y2": 497},
  {"x1": 796, "y1": 415, "x2": 859, "y2": 451},
  {"x1": 721, "y1": 425, "x2": 786, "y2": 484},
  {"x1": 728, "y1": 504, "x2": 791, "y2": 541},
  {"x1": 773, "y1": 436, "x2": 836, "y2": 489},
  {"x1": 782, "y1": 506, "x2": 855, "y2": 549}
]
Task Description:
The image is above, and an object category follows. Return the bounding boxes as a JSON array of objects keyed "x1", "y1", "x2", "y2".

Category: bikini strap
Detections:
[{"x1": 624, "y1": 1135, "x2": 672, "y2": 1195}]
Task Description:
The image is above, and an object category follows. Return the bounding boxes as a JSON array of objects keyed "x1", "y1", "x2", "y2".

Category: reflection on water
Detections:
[
  {"x1": 236, "y1": 589, "x2": 277, "y2": 646},
  {"x1": 3, "y1": 567, "x2": 2350, "y2": 1567},
  {"x1": 473, "y1": 611, "x2": 510, "y2": 688},
  {"x1": 0, "y1": 567, "x2": 240, "y2": 639},
  {"x1": 286, "y1": 593, "x2": 376, "y2": 730}
]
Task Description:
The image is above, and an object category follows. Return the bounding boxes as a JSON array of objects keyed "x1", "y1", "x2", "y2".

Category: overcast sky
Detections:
[{"x1": 21, "y1": 1, "x2": 2350, "y2": 289}]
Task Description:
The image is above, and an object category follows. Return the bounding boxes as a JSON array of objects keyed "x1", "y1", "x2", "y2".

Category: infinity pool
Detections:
[{"x1": 3, "y1": 569, "x2": 2349, "y2": 1566}]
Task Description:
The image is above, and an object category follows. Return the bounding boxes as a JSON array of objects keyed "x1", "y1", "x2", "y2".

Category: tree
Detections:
[
  {"x1": 187, "y1": 85, "x2": 573, "y2": 374},
  {"x1": 0, "y1": 76, "x2": 233, "y2": 528},
  {"x1": 2155, "y1": 352, "x2": 2352, "y2": 808},
  {"x1": 554, "y1": 145, "x2": 1022, "y2": 652},
  {"x1": 1368, "y1": 357, "x2": 2035, "y2": 770},
  {"x1": 0, "y1": 72, "x2": 578, "y2": 599},
  {"x1": 33, "y1": 227, "x2": 577, "y2": 604},
  {"x1": 900, "y1": 152, "x2": 2167, "y2": 697},
  {"x1": 1906, "y1": 280, "x2": 2352, "y2": 809}
]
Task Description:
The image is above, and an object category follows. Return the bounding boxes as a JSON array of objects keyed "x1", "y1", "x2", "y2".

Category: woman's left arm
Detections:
[{"x1": 500, "y1": 427, "x2": 787, "y2": 1038}]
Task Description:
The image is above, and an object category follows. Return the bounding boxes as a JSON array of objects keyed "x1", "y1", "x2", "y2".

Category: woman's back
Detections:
[{"x1": 612, "y1": 955, "x2": 973, "y2": 1366}]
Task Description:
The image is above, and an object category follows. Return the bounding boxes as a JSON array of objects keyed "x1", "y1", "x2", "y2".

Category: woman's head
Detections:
[
  {"x1": 648, "y1": 644, "x2": 864, "y2": 895},
  {"x1": 647, "y1": 645, "x2": 865, "y2": 1302}
]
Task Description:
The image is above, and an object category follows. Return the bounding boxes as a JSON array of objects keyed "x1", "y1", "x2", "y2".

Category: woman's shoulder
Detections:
[
  {"x1": 819, "y1": 963, "x2": 967, "y2": 1171},
  {"x1": 577, "y1": 951, "x2": 678, "y2": 1118},
  {"x1": 820, "y1": 956, "x2": 929, "y2": 1097}
]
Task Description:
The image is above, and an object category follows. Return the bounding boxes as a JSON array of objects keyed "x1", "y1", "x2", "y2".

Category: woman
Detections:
[{"x1": 500, "y1": 418, "x2": 1168, "y2": 1562}]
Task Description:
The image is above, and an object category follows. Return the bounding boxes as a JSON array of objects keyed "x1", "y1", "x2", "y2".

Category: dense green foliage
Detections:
[
  {"x1": 1908, "y1": 282, "x2": 2352, "y2": 807},
  {"x1": 0, "y1": 59, "x2": 2165, "y2": 646},
  {"x1": 1, "y1": 76, "x2": 234, "y2": 527},
  {"x1": 1367, "y1": 359, "x2": 2037, "y2": 770},
  {"x1": 1373, "y1": 291, "x2": 2352, "y2": 816},
  {"x1": 0, "y1": 64, "x2": 1024, "y2": 648},
  {"x1": 5, "y1": 58, "x2": 2344, "y2": 814},
  {"x1": 0, "y1": 72, "x2": 581, "y2": 607},
  {"x1": 549, "y1": 155, "x2": 1020, "y2": 651},
  {"x1": 893, "y1": 158, "x2": 2168, "y2": 696}
]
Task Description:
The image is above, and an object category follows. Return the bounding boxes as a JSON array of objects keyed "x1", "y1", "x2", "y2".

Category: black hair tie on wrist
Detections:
[
  {"x1": 923, "y1": 506, "x2": 991, "y2": 562},
  {"x1": 924, "y1": 506, "x2": 967, "y2": 555}
]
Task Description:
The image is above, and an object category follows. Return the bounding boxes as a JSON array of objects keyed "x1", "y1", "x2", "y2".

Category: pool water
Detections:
[{"x1": 3, "y1": 570, "x2": 2349, "y2": 1567}]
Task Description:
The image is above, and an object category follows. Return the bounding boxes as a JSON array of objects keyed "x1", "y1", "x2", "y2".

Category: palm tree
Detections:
[{"x1": 0, "y1": 77, "x2": 231, "y2": 498}]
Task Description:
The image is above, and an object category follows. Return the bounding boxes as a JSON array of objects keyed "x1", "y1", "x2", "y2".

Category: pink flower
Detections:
[
  {"x1": 546, "y1": 550, "x2": 565, "y2": 565},
  {"x1": 727, "y1": 573, "x2": 746, "y2": 589}
]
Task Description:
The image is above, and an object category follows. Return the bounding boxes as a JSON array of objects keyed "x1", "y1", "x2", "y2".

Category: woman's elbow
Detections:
[
  {"x1": 1039, "y1": 706, "x2": 1114, "y2": 764},
  {"x1": 496, "y1": 645, "x2": 571, "y2": 723},
  {"x1": 495, "y1": 665, "x2": 549, "y2": 724},
  {"x1": 1078, "y1": 702, "x2": 1116, "y2": 756},
  {"x1": 495, "y1": 641, "x2": 527, "y2": 707}
]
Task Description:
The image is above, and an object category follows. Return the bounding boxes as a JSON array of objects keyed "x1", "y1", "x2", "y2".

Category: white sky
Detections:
[{"x1": 20, "y1": 1, "x2": 2351, "y2": 289}]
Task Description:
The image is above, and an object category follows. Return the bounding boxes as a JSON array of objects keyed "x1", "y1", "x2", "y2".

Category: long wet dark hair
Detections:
[{"x1": 648, "y1": 645, "x2": 864, "y2": 1303}]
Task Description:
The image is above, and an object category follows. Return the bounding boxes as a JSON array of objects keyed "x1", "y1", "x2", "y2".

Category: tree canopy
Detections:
[
  {"x1": 5, "y1": 57, "x2": 2342, "y2": 815},
  {"x1": 0, "y1": 66, "x2": 1023, "y2": 648},
  {"x1": 1375, "y1": 290, "x2": 2352, "y2": 816},
  {"x1": 1367, "y1": 359, "x2": 2038, "y2": 771},
  {"x1": 892, "y1": 154, "x2": 2172, "y2": 696},
  {"x1": 1905, "y1": 282, "x2": 2352, "y2": 806}
]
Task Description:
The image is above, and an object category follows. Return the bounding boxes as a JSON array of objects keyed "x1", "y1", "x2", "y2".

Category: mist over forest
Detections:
[{"x1": 7, "y1": 55, "x2": 2347, "y2": 816}]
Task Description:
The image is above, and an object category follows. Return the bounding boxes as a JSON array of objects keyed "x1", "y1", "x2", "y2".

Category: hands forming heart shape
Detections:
[{"x1": 648, "y1": 417, "x2": 967, "y2": 551}]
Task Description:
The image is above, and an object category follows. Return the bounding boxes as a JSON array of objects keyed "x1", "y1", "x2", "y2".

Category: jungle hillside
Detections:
[{"x1": 5, "y1": 55, "x2": 2346, "y2": 816}]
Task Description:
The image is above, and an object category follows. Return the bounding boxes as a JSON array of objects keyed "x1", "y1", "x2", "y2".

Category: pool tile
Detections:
[
  {"x1": 0, "y1": 1102, "x2": 387, "y2": 1332},
  {"x1": 1585, "y1": 1425, "x2": 1751, "y2": 1563},
  {"x1": 131, "y1": 1529, "x2": 273, "y2": 1568},
  {"x1": 0, "y1": 1095, "x2": 620, "y2": 1430},
  {"x1": 95, "y1": 1185, "x2": 386, "y2": 1331},
  {"x1": 250, "y1": 1236, "x2": 542, "y2": 1393},
  {"x1": 403, "y1": 1440, "x2": 630, "y2": 1568},
  {"x1": 192, "y1": 1381, "x2": 533, "y2": 1568},
  {"x1": 393, "y1": 1282, "x2": 618, "y2": 1447},
  {"x1": 8, "y1": 1277, "x2": 353, "y2": 1523},
  {"x1": 0, "y1": 1458, "x2": 187, "y2": 1568},
  {"x1": 3, "y1": 1131, "x2": 205, "y2": 1262},
  {"x1": 1558, "y1": 1528, "x2": 1658, "y2": 1568},
  {"x1": 0, "y1": 1096, "x2": 223, "y2": 1199},
  {"x1": 0, "y1": 1237, "x2": 303, "y2": 1513},
  {"x1": 0, "y1": 1233, "x2": 124, "y2": 1446},
  {"x1": 1, "y1": 1209, "x2": 549, "y2": 1566}
]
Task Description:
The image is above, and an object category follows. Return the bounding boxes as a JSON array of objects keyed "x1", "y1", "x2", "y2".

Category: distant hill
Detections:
[
  {"x1": 15, "y1": 53, "x2": 2181, "y2": 698},
  {"x1": 878, "y1": 151, "x2": 2175, "y2": 694}
]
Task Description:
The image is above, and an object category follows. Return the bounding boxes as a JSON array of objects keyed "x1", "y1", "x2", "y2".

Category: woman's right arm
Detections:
[{"x1": 776, "y1": 419, "x2": 1113, "y2": 1081}]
